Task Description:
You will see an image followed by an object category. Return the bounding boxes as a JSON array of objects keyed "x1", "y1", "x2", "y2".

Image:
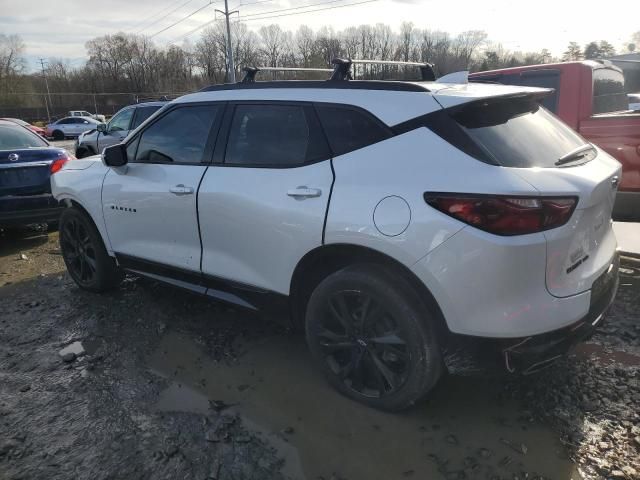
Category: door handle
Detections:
[
  {"x1": 169, "y1": 184, "x2": 194, "y2": 195},
  {"x1": 287, "y1": 186, "x2": 322, "y2": 199}
]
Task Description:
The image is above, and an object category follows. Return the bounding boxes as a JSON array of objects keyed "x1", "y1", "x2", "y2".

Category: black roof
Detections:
[{"x1": 199, "y1": 80, "x2": 430, "y2": 93}]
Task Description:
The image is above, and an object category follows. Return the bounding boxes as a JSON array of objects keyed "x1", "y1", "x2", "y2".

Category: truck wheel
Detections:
[
  {"x1": 59, "y1": 207, "x2": 123, "y2": 292},
  {"x1": 52, "y1": 130, "x2": 64, "y2": 141},
  {"x1": 75, "y1": 146, "x2": 89, "y2": 159},
  {"x1": 305, "y1": 263, "x2": 443, "y2": 411}
]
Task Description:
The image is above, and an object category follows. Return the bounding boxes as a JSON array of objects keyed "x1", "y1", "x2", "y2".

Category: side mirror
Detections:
[
  {"x1": 102, "y1": 144, "x2": 128, "y2": 167},
  {"x1": 96, "y1": 123, "x2": 107, "y2": 133}
]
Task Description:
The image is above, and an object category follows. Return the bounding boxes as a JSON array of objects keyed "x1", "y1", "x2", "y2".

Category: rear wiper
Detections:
[{"x1": 555, "y1": 144, "x2": 595, "y2": 166}]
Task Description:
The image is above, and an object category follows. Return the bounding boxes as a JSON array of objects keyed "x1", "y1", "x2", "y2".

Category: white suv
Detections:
[{"x1": 51, "y1": 61, "x2": 621, "y2": 411}]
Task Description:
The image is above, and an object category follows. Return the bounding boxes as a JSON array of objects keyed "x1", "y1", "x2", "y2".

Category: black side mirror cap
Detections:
[
  {"x1": 102, "y1": 144, "x2": 128, "y2": 167},
  {"x1": 96, "y1": 123, "x2": 107, "y2": 133}
]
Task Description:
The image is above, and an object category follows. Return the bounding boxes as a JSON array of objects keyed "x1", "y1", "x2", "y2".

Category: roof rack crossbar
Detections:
[
  {"x1": 241, "y1": 66, "x2": 333, "y2": 83},
  {"x1": 331, "y1": 58, "x2": 436, "y2": 81}
]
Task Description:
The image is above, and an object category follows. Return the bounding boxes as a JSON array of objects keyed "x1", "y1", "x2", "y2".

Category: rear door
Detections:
[
  {"x1": 102, "y1": 103, "x2": 223, "y2": 273},
  {"x1": 198, "y1": 102, "x2": 333, "y2": 295}
]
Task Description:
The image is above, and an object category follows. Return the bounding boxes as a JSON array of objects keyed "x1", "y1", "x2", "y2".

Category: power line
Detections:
[
  {"x1": 136, "y1": 0, "x2": 199, "y2": 33},
  {"x1": 39, "y1": 59, "x2": 52, "y2": 123},
  {"x1": 238, "y1": 0, "x2": 362, "y2": 19},
  {"x1": 168, "y1": 0, "x2": 375, "y2": 44},
  {"x1": 148, "y1": 1, "x2": 216, "y2": 38},
  {"x1": 237, "y1": 0, "x2": 380, "y2": 22},
  {"x1": 129, "y1": 0, "x2": 190, "y2": 32}
]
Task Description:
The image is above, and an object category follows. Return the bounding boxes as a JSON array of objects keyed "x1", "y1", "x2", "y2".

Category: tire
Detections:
[
  {"x1": 305, "y1": 263, "x2": 443, "y2": 411},
  {"x1": 52, "y1": 130, "x2": 65, "y2": 141},
  {"x1": 75, "y1": 146, "x2": 89, "y2": 159},
  {"x1": 59, "y1": 207, "x2": 123, "y2": 292}
]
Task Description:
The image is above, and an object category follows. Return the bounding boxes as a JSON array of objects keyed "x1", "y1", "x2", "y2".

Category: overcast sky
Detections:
[{"x1": 1, "y1": 0, "x2": 637, "y2": 71}]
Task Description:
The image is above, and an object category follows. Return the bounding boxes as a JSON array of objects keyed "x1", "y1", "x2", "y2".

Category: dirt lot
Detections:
[{"x1": 1, "y1": 227, "x2": 638, "y2": 480}]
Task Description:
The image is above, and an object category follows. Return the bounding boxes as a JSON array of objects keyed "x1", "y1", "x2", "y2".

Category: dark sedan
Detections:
[{"x1": 0, "y1": 119, "x2": 72, "y2": 228}]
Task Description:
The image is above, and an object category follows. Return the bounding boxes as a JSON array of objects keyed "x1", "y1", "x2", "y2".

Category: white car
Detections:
[
  {"x1": 69, "y1": 110, "x2": 106, "y2": 123},
  {"x1": 46, "y1": 116, "x2": 101, "y2": 140},
  {"x1": 50, "y1": 62, "x2": 621, "y2": 411},
  {"x1": 629, "y1": 93, "x2": 640, "y2": 111}
]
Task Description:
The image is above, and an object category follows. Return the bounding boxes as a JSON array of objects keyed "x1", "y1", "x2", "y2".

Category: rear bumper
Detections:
[
  {"x1": 0, "y1": 194, "x2": 63, "y2": 226},
  {"x1": 499, "y1": 252, "x2": 619, "y2": 373}
]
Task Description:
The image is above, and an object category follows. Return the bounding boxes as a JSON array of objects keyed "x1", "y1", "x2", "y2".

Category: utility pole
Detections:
[
  {"x1": 39, "y1": 58, "x2": 52, "y2": 123},
  {"x1": 216, "y1": 0, "x2": 238, "y2": 83}
]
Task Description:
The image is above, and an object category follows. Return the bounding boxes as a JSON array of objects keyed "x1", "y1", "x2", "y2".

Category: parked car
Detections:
[
  {"x1": 0, "y1": 119, "x2": 72, "y2": 228},
  {"x1": 45, "y1": 116, "x2": 101, "y2": 140},
  {"x1": 51, "y1": 67, "x2": 620, "y2": 411},
  {"x1": 69, "y1": 110, "x2": 106, "y2": 123},
  {"x1": 629, "y1": 93, "x2": 640, "y2": 111},
  {"x1": 1, "y1": 118, "x2": 47, "y2": 137},
  {"x1": 469, "y1": 60, "x2": 640, "y2": 220},
  {"x1": 75, "y1": 102, "x2": 166, "y2": 158}
]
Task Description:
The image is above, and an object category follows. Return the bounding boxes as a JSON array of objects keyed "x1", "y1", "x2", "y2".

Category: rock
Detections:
[
  {"x1": 622, "y1": 466, "x2": 637, "y2": 477},
  {"x1": 19, "y1": 385, "x2": 31, "y2": 393},
  {"x1": 234, "y1": 434, "x2": 251, "y2": 443},
  {"x1": 0, "y1": 439, "x2": 19, "y2": 456},
  {"x1": 19, "y1": 253, "x2": 28, "y2": 260},
  {"x1": 445, "y1": 434, "x2": 458, "y2": 445},
  {"x1": 634, "y1": 436, "x2": 640, "y2": 449},
  {"x1": 165, "y1": 445, "x2": 179, "y2": 457},
  {"x1": 205, "y1": 431, "x2": 221, "y2": 443},
  {"x1": 281, "y1": 426, "x2": 294, "y2": 435},
  {"x1": 478, "y1": 448, "x2": 492, "y2": 459},
  {"x1": 59, "y1": 341, "x2": 85, "y2": 359},
  {"x1": 61, "y1": 352, "x2": 76, "y2": 363},
  {"x1": 609, "y1": 470, "x2": 626, "y2": 479}
]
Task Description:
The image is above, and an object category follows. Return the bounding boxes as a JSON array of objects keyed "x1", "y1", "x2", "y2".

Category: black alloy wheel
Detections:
[
  {"x1": 60, "y1": 216, "x2": 97, "y2": 286},
  {"x1": 305, "y1": 263, "x2": 443, "y2": 411},
  {"x1": 318, "y1": 289, "x2": 411, "y2": 398}
]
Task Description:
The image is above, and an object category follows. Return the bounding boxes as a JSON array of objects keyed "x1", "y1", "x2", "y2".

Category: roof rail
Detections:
[
  {"x1": 241, "y1": 66, "x2": 334, "y2": 83},
  {"x1": 331, "y1": 58, "x2": 437, "y2": 81}
]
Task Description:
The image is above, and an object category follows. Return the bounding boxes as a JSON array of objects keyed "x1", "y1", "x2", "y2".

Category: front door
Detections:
[
  {"x1": 198, "y1": 103, "x2": 334, "y2": 295},
  {"x1": 102, "y1": 104, "x2": 222, "y2": 272},
  {"x1": 97, "y1": 107, "x2": 134, "y2": 151}
]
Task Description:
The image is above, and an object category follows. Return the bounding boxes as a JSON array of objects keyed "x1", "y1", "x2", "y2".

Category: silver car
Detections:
[
  {"x1": 75, "y1": 102, "x2": 166, "y2": 158},
  {"x1": 46, "y1": 117, "x2": 101, "y2": 140}
]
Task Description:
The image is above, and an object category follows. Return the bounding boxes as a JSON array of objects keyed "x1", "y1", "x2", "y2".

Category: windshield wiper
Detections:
[{"x1": 555, "y1": 144, "x2": 595, "y2": 166}]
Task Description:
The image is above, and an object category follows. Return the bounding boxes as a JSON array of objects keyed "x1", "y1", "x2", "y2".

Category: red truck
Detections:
[{"x1": 470, "y1": 60, "x2": 640, "y2": 220}]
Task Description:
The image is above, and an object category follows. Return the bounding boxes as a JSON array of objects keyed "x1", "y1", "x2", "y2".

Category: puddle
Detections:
[
  {"x1": 149, "y1": 331, "x2": 582, "y2": 480},
  {"x1": 155, "y1": 382, "x2": 211, "y2": 415},
  {"x1": 574, "y1": 342, "x2": 640, "y2": 366}
]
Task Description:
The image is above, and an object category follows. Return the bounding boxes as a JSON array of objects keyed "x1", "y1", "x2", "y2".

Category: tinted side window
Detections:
[
  {"x1": 518, "y1": 71, "x2": 560, "y2": 113},
  {"x1": 316, "y1": 106, "x2": 392, "y2": 157},
  {"x1": 109, "y1": 109, "x2": 134, "y2": 132},
  {"x1": 132, "y1": 106, "x2": 161, "y2": 129},
  {"x1": 58, "y1": 118, "x2": 73, "y2": 125},
  {"x1": 593, "y1": 68, "x2": 628, "y2": 114},
  {"x1": 135, "y1": 105, "x2": 218, "y2": 164},
  {"x1": 225, "y1": 104, "x2": 329, "y2": 167}
]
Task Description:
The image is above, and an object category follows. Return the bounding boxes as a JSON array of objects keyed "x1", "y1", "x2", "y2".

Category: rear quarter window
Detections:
[{"x1": 315, "y1": 105, "x2": 392, "y2": 157}]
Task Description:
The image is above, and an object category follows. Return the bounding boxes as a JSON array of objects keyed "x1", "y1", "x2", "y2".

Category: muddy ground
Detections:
[{"x1": 0, "y1": 227, "x2": 638, "y2": 480}]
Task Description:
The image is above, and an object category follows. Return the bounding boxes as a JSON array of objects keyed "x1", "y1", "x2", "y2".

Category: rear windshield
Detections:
[
  {"x1": 454, "y1": 97, "x2": 590, "y2": 168},
  {"x1": 593, "y1": 68, "x2": 628, "y2": 114},
  {"x1": 0, "y1": 124, "x2": 48, "y2": 150}
]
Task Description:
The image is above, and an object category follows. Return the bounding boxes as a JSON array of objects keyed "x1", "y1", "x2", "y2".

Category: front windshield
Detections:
[{"x1": 0, "y1": 124, "x2": 47, "y2": 149}]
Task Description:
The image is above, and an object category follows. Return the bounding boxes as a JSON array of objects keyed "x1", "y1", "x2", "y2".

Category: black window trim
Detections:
[
  {"x1": 214, "y1": 100, "x2": 333, "y2": 169},
  {"x1": 125, "y1": 101, "x2": 227, "y2": 166}
]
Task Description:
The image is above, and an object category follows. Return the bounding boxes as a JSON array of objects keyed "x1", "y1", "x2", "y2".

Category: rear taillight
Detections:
[
  {"x1": 424, "y1": 194, "x2": 577, "y2": 236},
  {"x1": 50, "y1": 152, "x2": 75, "y2": 174}
]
